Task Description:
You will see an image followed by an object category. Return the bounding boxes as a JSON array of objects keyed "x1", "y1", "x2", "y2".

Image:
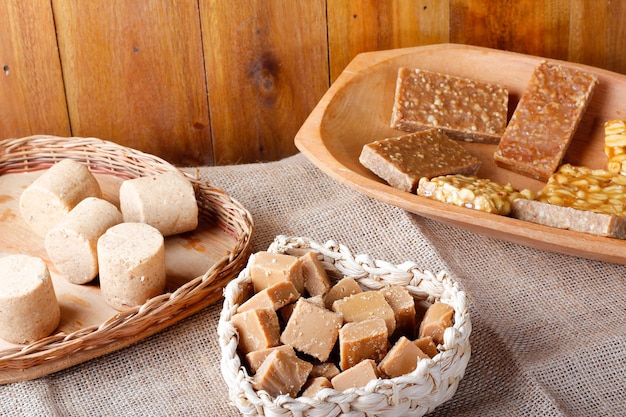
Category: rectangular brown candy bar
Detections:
[
  {"x1": 494, "y1": 61, "x2": 598, "y2": 181},
  {"x1": 390, "y1": 67, "x2": 508, "y2": 144}
]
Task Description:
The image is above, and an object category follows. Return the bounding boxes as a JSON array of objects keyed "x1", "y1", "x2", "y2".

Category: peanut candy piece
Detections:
[
  {"x1": 604, "y1": 119, "x2": 626, "y2": 174},
  {"x1": 536, "y1": 164, "x2": 626, "y2": 217},
  {"x1": 417, "y1": 174, "x2": 534, "y2": 215}
]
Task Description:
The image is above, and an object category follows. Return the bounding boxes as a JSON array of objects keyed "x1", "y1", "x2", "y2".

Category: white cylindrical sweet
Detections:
[
  {"x1": 45, "y1": 197, "x2": 123, "y2": 284},
  {"x1": 119, "y1": 171, "x2": 198, "y2": 236},
  {"x1": 19, "y1": 159, "x2": 102, "y2": 237},
  {"x1": 97, "y1": 222, "x2": 166, "y2": 311},
  {"x1": 0, "y1": 254, "x2": 61, "y2": 344}
]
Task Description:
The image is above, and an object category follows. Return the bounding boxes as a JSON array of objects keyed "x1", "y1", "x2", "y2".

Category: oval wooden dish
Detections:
[
  {"x1": 0, "y1": 135, "x2": 254, "y2": 384},
  {"x1": 295, "y1": 43, "x2": 626, "y2": 264}
]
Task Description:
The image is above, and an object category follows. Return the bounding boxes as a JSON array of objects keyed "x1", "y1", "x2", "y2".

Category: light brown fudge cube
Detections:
[
  {"x1": 331, "y1": 359, "x2": 379, "y2": 392},
  {"x1": 378, "y1": 336, "x2": 429, "y2": 378},
  {"x1": 323, "y1": 276, "x2": 362, "y2": 309},
  {"x1": 418, "y1": 302, "x2": 454, "y2": 345},
  {"x1": 249, "y1": 251, "x2": 304, "y2": 293},
  {"x1": 231, "y1": 308, "x2": 281, "y2": 355},
  {"x1": 236, "y1": 281, "x2": 300, "y2": 313},
  {"x1": 332, "y1": 291, "x2": 396, "y2": 335},
  {"x1": 252, "y1": 348, "x2": 313, "y2": 398},
  {"x1": 300, "y1": 251, "x2": 332, "y2": 297},
  {"x1": 414, "y1": 336, "x2": 439, "y2": 358},
  {"x1": 338, "y1": 318, "x2": 388, "y2": 370},
  {"x1": 380, "y1": 285, "x2": 416, "y2": 338},
  {"x1": 310, "y1": 362, "x2": 340, "y2": 379},
  {"x1": 244, "y1": 345, "x2": 295, "y2": 374},
  {"x1": 281, "y1": 298, "x2": 343, "y2": 362},
  {"x1": 300, "y1": 377, "x2": 333, "y2": 398}
]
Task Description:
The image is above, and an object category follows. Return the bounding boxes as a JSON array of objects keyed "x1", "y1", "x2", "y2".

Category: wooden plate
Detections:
[
  {"x1": 295, "y1": 43, "x2": 626, "y2": 264},
  {"x1": 0, "y1": 136, "x2": 253, "y2": 384}
]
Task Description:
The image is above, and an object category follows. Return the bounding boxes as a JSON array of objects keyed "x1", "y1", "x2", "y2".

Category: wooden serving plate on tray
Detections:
[
  {"x1": 0, "y1": 136, "x2": 253, "y2": 384},
  {"x1": 295, "y1": 43, "x2": 626, "y2": 264}
]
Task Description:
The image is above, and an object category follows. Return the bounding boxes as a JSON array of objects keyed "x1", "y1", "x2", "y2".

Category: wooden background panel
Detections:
[
  {"x1": 1, "y1": 0, "x2": 626, "y2": 166},
  {"x1": 51, "y1": 0, "x2": 212, "y2": 166},
  {"x1": 0, "y1": 1, "x2": 69, "y2": 138},
  {"x1": 449, "y1": 0, "x2": 571, "y2": 59},
  {"x1": 327, "y1": 0, "x2": 450, "y2": 82},
  {"x1": 200, "y1": 0, "x2": 328, "y2": 164},
  {"x1": 569, "y1": 0, "x2": 626, "y2": 74}
]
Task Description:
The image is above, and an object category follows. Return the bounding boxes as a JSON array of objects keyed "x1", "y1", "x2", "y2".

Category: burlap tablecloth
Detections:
[{"x1": 2, "y1": 153, "x2": 625, "y2": 416}]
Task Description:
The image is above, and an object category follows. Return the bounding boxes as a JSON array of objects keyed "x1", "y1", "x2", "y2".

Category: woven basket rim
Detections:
[
  {"x1": 219, "y1": 235, "x2": 471, "y2": 417},
  {"x1": 0, "y1": 135, "x2": 254, "y2": 381}
]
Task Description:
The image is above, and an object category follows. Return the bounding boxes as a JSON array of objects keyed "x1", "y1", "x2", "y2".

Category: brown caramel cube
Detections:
[
  {"x1": 332, "y1": 291, "x2": 396, "y2": 335},
  {"x1": 310, "y1": 362, "x2": 340, "y2": 379},
  {"x1": 338, "y1": 318, "x2": 388, "y2": 370},
  {"x1": 300, "y1": 377, "x2": 332, "y2": 398},
  {"x1": 323, "y1": 276, "x2": 362, "y2": 309},
  {"x1": 281, "y1": 298, "x2": 343, "y2": 362},
  {"x1": 378, "y1": 336, "x2": 429, "y2": 378},
  {"x1": 418, "y1": 302, "x2": 454, "y2": 345},
  {"x1": 244, "y1": 345, "x2": 295, "y2": 374},
  {"x1": 252, "y1": 347, "x2": 313, "y2": 398},
  {"x1": 300, "y1": 251, "x2": 332, "y2": 296},
  {"x1": 380, "y1": 285, "x2": 416, "y2": 338},
  {"x1": 414, "y1": 336, "x2": 439, "y2": 358},
  {"x1": 331, "y1": 359, "x2": 379, "y2": 392},
  {"x1": 231, "y1": 308, "x2": 281, "y2": 355},
  {"x1": 250, "y1": 251, "x2": 304, "y2": 293},
  {"x1": 237, "y1": 281, "x2": 300, "y2": 313}
]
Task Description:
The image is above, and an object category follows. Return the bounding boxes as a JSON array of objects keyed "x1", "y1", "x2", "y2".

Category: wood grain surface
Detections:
[
  {"x1": 0, "y1": 1, "x2": 70, "y2": 138},
  {"x1": 200, "y1": 0, "x2": 328, "y2": 164},
  {"x1": 51, "y1": 0, "x2": 212, "y2": 166},
  {"x1": 1, "y1": 0, "x2": 625, "y2": 165}
]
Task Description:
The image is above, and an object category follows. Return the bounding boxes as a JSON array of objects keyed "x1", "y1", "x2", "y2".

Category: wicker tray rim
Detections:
[{"x1": 0, "y1": 135, "x2": 254, "y2": 378}]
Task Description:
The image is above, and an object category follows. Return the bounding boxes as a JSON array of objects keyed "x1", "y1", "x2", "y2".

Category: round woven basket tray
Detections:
[
  {"x1": 219, "y1": 235, "x2": 471, "y2": 417},
  {"x1": 0, "y1": 135, "x2": 254, "y2": 383}
]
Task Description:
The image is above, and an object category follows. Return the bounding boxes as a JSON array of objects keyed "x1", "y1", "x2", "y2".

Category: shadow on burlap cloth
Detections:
[{"x1": 2, "y1": 154, "x2": 625, "y2": 416}]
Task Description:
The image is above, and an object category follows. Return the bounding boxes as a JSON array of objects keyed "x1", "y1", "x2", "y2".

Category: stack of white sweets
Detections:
[{"x1": 0, "y1": 159, "x2": 198, "y2": 344}]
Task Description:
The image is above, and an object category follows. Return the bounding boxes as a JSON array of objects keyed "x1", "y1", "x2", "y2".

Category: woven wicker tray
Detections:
[{"x1": 0, "y1": 135, "x2": 254, "y2": 384}]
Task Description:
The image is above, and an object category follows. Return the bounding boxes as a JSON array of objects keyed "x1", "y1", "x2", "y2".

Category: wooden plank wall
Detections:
[{"x1": 1, "y1": 0, "x2": 625, "y2": 166}]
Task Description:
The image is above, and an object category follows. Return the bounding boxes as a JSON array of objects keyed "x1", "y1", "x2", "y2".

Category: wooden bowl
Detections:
[{"x1": 295, "y1": 43, "x2": 626, "y2": 264}]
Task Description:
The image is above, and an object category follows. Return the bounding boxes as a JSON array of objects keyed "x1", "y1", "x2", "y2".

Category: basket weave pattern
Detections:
[
  {"x1": 219, "y1": 235, "x2": 471, "y2": 417},
  {"x1": 0, "y1": 135, "x2": 254, "y2": 373}
]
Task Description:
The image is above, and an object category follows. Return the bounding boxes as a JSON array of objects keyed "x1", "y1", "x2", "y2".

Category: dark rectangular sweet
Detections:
[
  {"x1": 390, "y1": 67, "x2": 509, "y2": 144},
  {"x1": 493, "y1": 61, "x2": 599, "y2": 181}
]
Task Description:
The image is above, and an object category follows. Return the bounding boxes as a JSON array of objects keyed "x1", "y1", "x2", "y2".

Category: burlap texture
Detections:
[{"x1": 1, "y1": 153, "x2": 625, "y2": 416}]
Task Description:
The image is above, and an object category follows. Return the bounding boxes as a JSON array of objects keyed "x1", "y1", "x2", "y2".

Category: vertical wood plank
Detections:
[
  {"x1": 52, "y1": 0, "x2": 211, "y2": 166},
  {"x1": 449, "y1": 0, "x2": 571, "y2": 60},
  {"x1": 0, "y1": 0, "x2": 70, "y2": 139},
  {"x1": 569, "y1": 0, "x2": 626, "y2": 74},
  {"x1": 199, "y1": 0, "x2": 328, "y2": 164},
  {"x1": 327, "y1": 0, "x2": 450, "y2": 82}
]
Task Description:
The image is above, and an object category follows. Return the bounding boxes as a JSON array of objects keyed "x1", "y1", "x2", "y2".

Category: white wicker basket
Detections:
[{"x1": 219, "y1": 235, "x2": 471, "y2": 417}]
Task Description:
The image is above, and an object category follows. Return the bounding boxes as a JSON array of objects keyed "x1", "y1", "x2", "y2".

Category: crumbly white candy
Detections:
[
  {"x1": 0, "y1": 255, "x2": 60, "y2": 344},
  {"x1": 19, "y1": 159, "x2": 102, "y2": 237}
]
